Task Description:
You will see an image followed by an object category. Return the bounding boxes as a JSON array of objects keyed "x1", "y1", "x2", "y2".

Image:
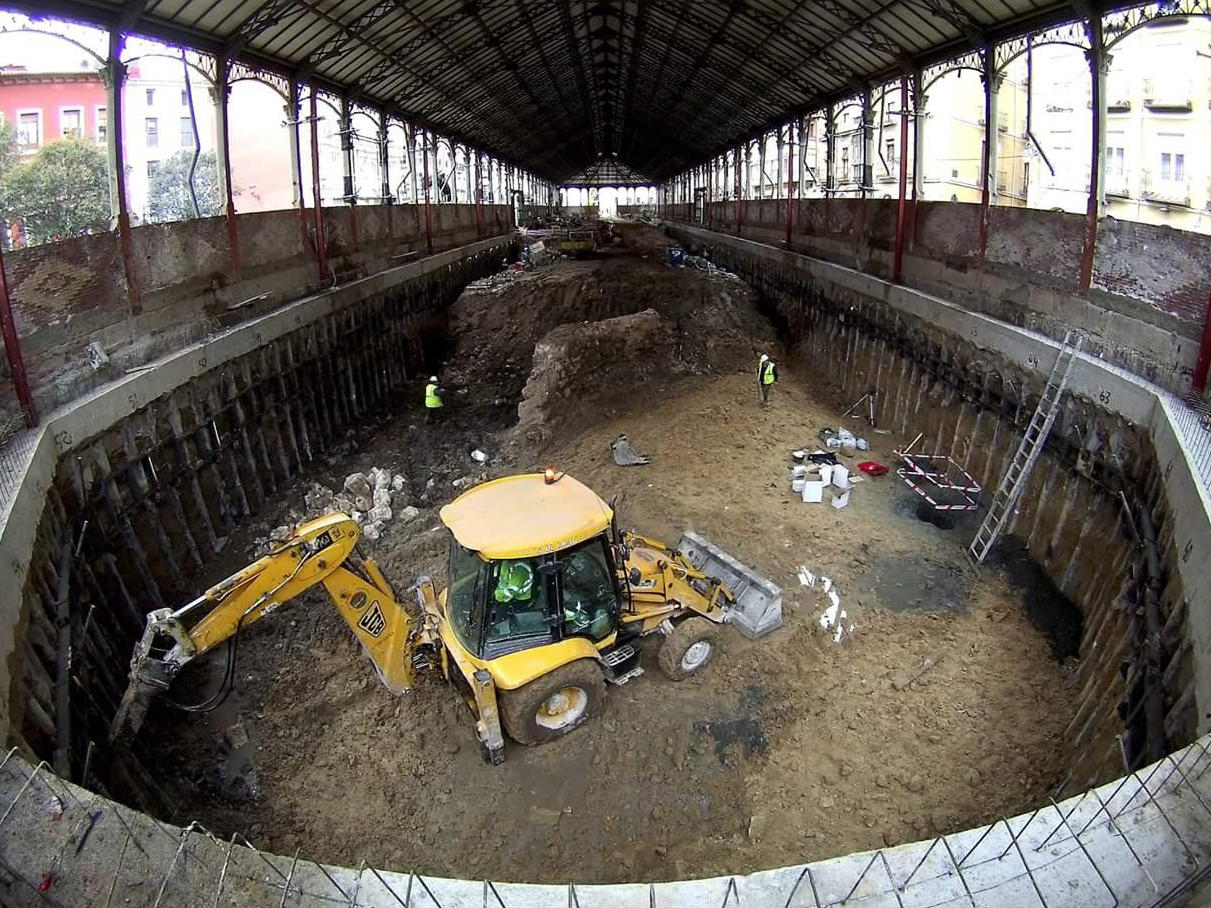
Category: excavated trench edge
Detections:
[{"x1": 0, "y1": 229, "x2": 1209, "y2": 905}]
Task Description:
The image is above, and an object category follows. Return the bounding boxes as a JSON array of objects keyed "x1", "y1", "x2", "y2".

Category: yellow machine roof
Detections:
[{"x1": 439, "y1": 473, "x2": 613, "y2": 560}]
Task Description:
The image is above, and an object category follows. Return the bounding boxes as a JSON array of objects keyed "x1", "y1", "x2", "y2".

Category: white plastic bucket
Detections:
[{"x1": 791, "y1": 478, "x2": 806, "y2": 492}]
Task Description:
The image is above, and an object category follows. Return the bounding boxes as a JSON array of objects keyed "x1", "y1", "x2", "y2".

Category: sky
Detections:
[{"x1": 0, "y1": 16, "x2": 173, "y2": 72}]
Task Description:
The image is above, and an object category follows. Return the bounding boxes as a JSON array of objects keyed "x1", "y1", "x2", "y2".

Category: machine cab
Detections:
[{"x1": 439, "y1": 473, "x2": 622, "y2": 660}]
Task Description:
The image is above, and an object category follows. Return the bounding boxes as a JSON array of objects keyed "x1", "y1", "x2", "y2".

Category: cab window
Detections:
[
  {"x1": 447, "y1": 542, "x2": 484, "y2": 651},
  {"x1": 559, "y1": 539, "x2": 618, "y2": 641},
  {"x1": 483, "y1": 557, "x2": 554, "y2": 656}
]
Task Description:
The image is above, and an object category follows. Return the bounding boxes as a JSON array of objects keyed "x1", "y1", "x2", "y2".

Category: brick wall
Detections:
[
  {"x1": 667, "y1": 197, "x2": 1211, "y2": 329},
  {"x1": 0, "y1": 202, "x2": 513, "y2": 425},
  {"x1": 663, "y1": 197, "x2": 1210, "y2": 396}
]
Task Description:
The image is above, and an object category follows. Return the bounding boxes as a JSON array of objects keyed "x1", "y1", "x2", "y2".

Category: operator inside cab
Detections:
[{"x1": 494, "y1": 561, "x2": 534, "y2": 603}]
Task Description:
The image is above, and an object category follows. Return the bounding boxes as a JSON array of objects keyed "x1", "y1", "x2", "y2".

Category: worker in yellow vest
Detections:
[
  {"x1": 757, "y1": 354, "x2": 778, "y2": 405},
  {"x1": 424, "y1": 375, "x2": 443, "y2": 423}
]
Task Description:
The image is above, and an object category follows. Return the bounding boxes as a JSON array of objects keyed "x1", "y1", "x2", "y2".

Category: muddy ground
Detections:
[{"x1": 139, "y1": 223, "x2": 1080, "y2": 884}]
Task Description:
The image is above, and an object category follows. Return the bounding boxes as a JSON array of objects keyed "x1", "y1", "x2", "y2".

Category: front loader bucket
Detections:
[{"x1": 676, "y1": 532, "x2": 783, "y2": 639}]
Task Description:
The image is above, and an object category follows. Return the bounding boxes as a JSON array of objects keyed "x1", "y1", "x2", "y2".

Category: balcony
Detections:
[
  {"x1": 1104, "y1": 172, "x2": 1131, "y2": 198},
  {"x1": 1140, "y1": 170, "x2": 1190, "y2": 206},
  {"x1": 1143, "y1": 79, "x2": 1193, "y2": 112}
]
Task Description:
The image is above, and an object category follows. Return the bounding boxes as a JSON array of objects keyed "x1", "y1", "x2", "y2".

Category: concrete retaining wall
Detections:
[{"x1": 1, "y1": 733, "x2": 1208, "y2": 905}]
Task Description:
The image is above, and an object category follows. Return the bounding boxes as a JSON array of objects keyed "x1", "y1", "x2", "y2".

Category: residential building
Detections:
[
  {"x1": 791, "y1": 70, "x2": 1029, "y2": 205},
  {"x1": 1026, "y1": 17, "x2": 1211, "y2": 234},
  {"x1": 0, "y1": 66, "x2": 107, "y2": 155},
  {"x1": 120, "y1": 56, "x2": 219, "y2": 223}
]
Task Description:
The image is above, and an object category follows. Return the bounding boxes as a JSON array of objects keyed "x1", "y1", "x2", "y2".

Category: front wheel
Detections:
[
  {"x1": 499, "y1": 659, "x2": 606, "y2": 746},
  {"x1": 658, "y1": 617, "x2": 720, "y2": 681}
]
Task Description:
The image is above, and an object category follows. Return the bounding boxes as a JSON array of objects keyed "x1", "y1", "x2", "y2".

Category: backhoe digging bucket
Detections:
[{"x1": 676, "y1": 532, "x2": 783, "y2": 639}]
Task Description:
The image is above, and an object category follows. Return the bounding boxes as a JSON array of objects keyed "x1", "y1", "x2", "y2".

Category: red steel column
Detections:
[
  {"x1": 474, "y1": 150, "x2": 483, "y2": 237},
  {"x1": 893, "y1": 76, "x2": 910, "y2": 283},
  {"x1": 0, "y1": 245, "x2": 36, "y2": 427},
  {"x1": 422, "y1": 131, "x2": 434, "y2": 254},
  {"x1": 824, "y1": 104, "x2": 835, "y2": 235},
  {"x1": 977, "y1": 44, "x2": 994, "y2": 264},
  {"x1": 785, "y1": 122, "x2": 795, "y2": 247},
  {"x1": 379, "y1": 109, "x2": 393, "y2": 236},
  {"x1": 288, "y1": 78, "x2": 309, "y2": 254},
  {"x1": 1079, "y1": 15, "x2": 1105, "y2": 294},
  {"x1": 308, "y1": 89, "x2": 329, "y2": 283},
  {"x1": 733, "y1": 146, "x2": 742, "y2": 235}
]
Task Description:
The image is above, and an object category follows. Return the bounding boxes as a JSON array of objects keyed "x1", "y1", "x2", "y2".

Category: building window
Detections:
[
  {"x1": 180, "y1": 88, "x2": 188, "y2": 106},
  {"x1": 885, "y1": 139, "x2": 895, "y2": 164},
  {"x1": 1108, "y1": 147, "x2": 1125, "y2": 176},
  {"x1": 16, "y1": 111, "x2": 41, "y2": 151},
  {"x1": 1161, "y1": 152, "x2": 1184, "y2": 181},
  {"x1": 145, "y1": 88, "x2": 155, "y2": 105},
  {"x1": 179, "y1": 117, "x2": 194, "y2": 148},
  {"x1": 146, "y1": 117, "x2": 159, "y2": 148},
  {"x1": 60, "y1": 107, "x2": 82, "y2": 139},
  {"x1": 96, "y1": 106, "x2": 107, "y2": 144}
]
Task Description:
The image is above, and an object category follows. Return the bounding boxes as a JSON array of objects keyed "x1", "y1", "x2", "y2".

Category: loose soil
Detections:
[{"x1": 138, "y1": 224, "x2": 1080, "y2": 884}]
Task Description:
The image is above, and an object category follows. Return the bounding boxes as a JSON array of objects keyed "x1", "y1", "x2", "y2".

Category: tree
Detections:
[
  {"x1": 0, "y1": 137, "x2": 109, "y2": 246},
  {"x1": 0, "y1": 121, "x2": 18, "y2": 186},
  {"x1": 147, "y1": 150, "x2": 222, "y2": 223}
]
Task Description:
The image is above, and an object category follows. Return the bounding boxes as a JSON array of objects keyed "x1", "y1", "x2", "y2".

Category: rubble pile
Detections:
[{"x1": 251, "y1": 467, "x2": 420, "y2": 554}]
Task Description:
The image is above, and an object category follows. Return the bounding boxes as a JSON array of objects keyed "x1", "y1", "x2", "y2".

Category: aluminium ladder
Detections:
[{"x1": 968, "y1": 330, "x2": 1084, "y2": 565}]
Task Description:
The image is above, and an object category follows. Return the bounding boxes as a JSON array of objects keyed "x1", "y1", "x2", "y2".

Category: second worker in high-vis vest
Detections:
[
  {"x1": 757, "y1": 354, "x2": 778, "y2": 405},
  {"x1": 424, "y1": 376, "x2": 443, "y2": 423}
]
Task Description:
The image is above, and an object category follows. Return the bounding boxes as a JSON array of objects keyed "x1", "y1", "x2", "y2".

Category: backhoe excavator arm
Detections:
[{"x1": 111, "y1": 513, "x2": 431, "y2": 741}]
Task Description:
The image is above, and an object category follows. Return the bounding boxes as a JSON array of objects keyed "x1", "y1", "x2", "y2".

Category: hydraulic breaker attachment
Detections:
[{"x1": 676, "y1": 532, "x2": 783, "y2": 639}]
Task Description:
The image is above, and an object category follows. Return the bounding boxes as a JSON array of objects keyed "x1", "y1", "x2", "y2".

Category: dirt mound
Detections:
[
  {"x1": 441, "y1": 248, "x2": 774, "y2": 435},
  {"x1": 513, "y1": 277, "x2": 768, "y2": 447},
  {"x1": 515, "y1": 309, "x2": 672, "y2": 445}
]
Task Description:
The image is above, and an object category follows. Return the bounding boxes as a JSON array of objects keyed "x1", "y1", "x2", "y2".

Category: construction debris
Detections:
[
  {"x1": 611, "y1": 433, "x2": 651, "y2": 466},
  {"x1": 682, "y1": 254, "x2": 741, "y2": 281},
  {"x1": 821, "y1": 427, "x2": 870, "y2": 451},
  {"x1": 250, "y1": 468, "x2": 410, "y2": 553},
  {"x1": 892, "y1": 654, "x2": 945, "y2": 691},
  {"x1": 797, "y1": 565, "x2": 855, "y2": 644}
]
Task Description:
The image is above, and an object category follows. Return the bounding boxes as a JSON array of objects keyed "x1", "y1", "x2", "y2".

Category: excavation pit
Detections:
[{"x1": 115, "y1": 226, "x2": 1090, "y2": 884}]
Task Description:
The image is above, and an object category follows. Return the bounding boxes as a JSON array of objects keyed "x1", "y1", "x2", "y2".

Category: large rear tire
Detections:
[
  {"x1": 658, "y1": 617, "x2": 720, "y2": 681},
  {"x1": 499, "y1": 659, "x2": 605, "y2": 746}
]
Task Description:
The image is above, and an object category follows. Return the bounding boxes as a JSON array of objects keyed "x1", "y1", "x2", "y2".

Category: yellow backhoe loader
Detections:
[{"x1": 112, "y1": 471, "x2": 782, "y2": 763}]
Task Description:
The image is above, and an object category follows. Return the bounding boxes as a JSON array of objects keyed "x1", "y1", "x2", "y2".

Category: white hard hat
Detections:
[
  {"x1": 760, "y1": 354, "x2": 769, "y2": 362},
  {"x1": 429, "y1": 376, "x2": 438, "y2": 382}
]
